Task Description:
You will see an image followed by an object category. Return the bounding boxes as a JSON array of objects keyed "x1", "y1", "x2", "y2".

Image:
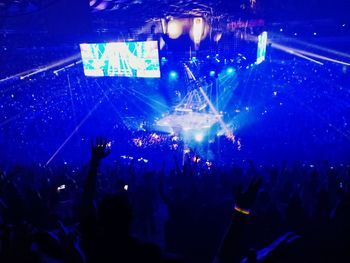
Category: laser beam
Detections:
[{"x1": 45, "y1": 96, "x2": 105, "y2": 166}]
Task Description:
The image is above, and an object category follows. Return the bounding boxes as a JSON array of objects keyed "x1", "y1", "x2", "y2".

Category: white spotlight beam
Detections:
[
  {"x1": 280, "y1": 37, "x2": 350, "y2": 59},
  {"x1": 291, "y1": 52, "x2": 324, "y2": 65},
  {"x1": 272, "y1": 43, "x2": 324, "y2": 65},
  {"x1": 184, "y1": 64, "x2": 235, "y2": 141},
  {"x1": 245, "y1": 33, "x2": 350, "y2": 66},
  {"x1": 20, "y1": 54, "x2": 81, "y2": 80},
  {"x1": 270, "y1": 42, "x2": 350, "y2": 66}
]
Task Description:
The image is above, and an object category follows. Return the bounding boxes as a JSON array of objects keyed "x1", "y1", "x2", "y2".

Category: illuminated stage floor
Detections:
[{"x1": 157, "y1": 111, "x2": 221, "y2": 131}]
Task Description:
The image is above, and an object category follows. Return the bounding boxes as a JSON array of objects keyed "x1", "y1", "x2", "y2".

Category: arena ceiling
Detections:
[
  {"x1": 0, "y1": 0, "x2": 256, "y2": 17},
  {"x1": 0, "y1": 0, "x2": 348, "y2": 39},
  {"x1": 0, "y1": 0, "x2": 347, "y2": 20}
]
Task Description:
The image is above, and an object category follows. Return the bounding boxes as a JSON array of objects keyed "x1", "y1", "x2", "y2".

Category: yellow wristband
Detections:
[{"x1": 234, "y1": 205, "x2": 251, "y2": 215}]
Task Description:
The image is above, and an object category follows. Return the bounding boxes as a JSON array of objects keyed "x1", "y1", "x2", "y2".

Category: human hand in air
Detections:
[
  {"x1": 235, "y1": 176, "x2": 262, "y2": 213},
  {"x1": 90, "y1": 137, "x2": 110, "y2": 164}
]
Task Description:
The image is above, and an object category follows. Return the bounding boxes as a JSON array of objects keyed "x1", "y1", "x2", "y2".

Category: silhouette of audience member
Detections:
[{"x1": 80, "y1": 137, "x2": 163, "y2": 263}]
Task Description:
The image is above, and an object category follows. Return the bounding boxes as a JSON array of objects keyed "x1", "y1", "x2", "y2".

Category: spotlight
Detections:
[
  {"x1": 209, "y1": 70, "x2": 216, "y2": 77},
  {"x1": 167, "y1": 20, "x2": 183, "y2": 39},
  {"x1": 169, "y1": 71, "x2": 178, "y2": 79},
  {"x1": 195, "y1": 133, "x2": 204, "y2": 142},
  {"x1": 214, "y1": 32, "x2": 223, "y2": 42},
  {"x1": 226, "y1": 67, "x2": 234, "y2": 74},
  {"x1": 192, "y1": 17, "x2": 204, "y2": 45}
]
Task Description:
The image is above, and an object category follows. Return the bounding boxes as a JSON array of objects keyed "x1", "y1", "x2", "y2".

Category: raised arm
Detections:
[
  {"x1": 80, "y1": 137, "x2": 110, "y2": 257},
  {"x1": 82, "y1": 137, "x2": 110, "y2": 204},
  {"x1": 215, "y1": 176, "x2": 262, "y2": 263}
]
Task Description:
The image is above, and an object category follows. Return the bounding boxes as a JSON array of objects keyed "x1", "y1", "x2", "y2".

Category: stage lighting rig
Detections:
[{"x1": 157, "y1": 63, "x2": 223, "y2": 134}]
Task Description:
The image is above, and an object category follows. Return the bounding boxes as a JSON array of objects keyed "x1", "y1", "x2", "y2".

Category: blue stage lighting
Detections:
[
  {"x1": 169, "y1": 71, "x2": 178, "y2": 79},
  {"x1": 209, "y1": 70, "x2": 216, "y2": 77},
  {"x1": 226, "y1": 67, "x2": 234, "y2": 74},
  {"x1": 195, "y1": 133, "x2": 204, "y2": 142},
  {"x1": 161, "y1": 57, "x2": 167, "y2": 64}
]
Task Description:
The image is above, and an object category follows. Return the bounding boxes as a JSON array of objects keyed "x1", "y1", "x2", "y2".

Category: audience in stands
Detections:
[{"x1": 1, "y1": 137, "x2": 349, "y2": 262}]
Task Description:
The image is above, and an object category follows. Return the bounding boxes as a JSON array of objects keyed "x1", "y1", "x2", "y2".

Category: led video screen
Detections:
[
  {"x1": 80, "y1": 41, "x2": 161, "y2": 78},
  {"x1": 256, "y1": 31, "x2": 267, "y2": 65}
]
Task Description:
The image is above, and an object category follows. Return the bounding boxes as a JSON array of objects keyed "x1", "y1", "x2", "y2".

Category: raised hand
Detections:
[
  {"x1": 90, "y1": 137, "x2": 110, "y2": 163},
  {"x1": 235, "y1": 176, "x2": 262, "y2": 213}
]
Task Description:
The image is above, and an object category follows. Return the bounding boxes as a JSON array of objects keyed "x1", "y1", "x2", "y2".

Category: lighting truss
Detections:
[{"x1": 157, "y1": 70, "x2": 221, "y2": 131}]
